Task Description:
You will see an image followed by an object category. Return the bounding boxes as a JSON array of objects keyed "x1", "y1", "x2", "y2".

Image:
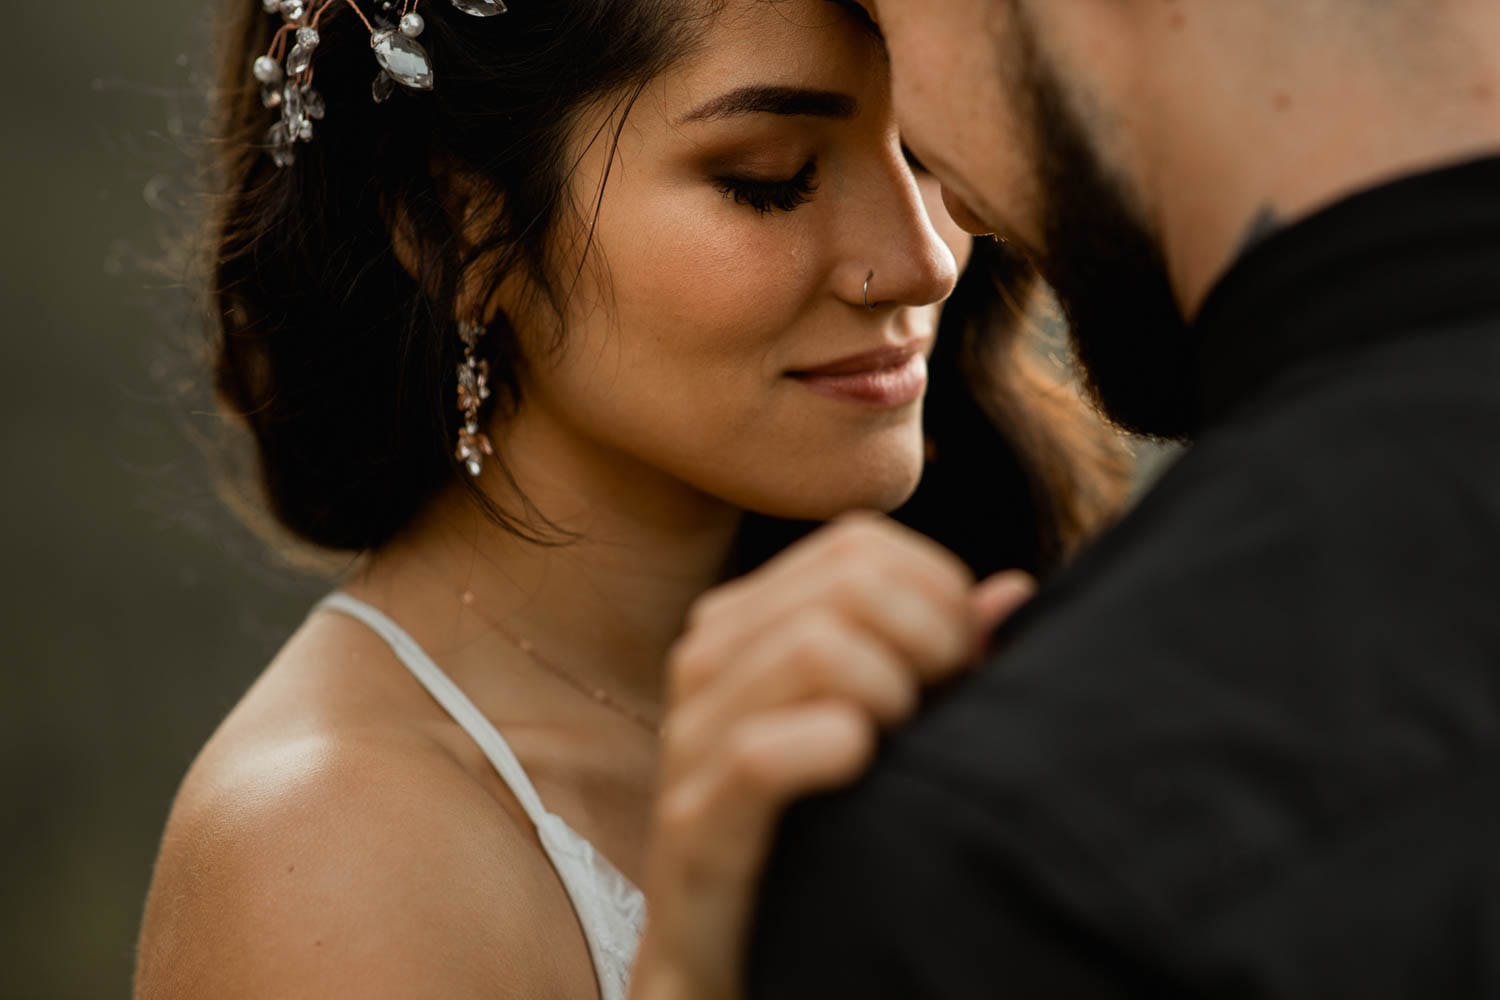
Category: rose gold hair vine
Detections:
[{"x1": 252, "y1": 0, "x2": 507, "y2": 167}]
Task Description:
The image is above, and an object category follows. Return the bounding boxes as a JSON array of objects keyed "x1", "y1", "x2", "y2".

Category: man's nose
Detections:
[{"x1": 941, "y1": 185, "x2": 995, "y2": 236}]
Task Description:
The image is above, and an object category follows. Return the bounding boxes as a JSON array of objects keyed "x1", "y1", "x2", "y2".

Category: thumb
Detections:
[{"x1": 969, "y1": 570, "x2": 1037, "y2": 643}]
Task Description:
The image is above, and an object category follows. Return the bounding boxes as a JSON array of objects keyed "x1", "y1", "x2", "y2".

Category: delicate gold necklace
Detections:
[{"x1": 461, "y1": 590, "x2": 662, "y2": 735}]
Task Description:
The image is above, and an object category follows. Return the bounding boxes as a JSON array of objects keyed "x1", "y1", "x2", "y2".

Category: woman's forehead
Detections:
[{"x1": 648, "y1": 0, "x2": 883, "y2": 120}]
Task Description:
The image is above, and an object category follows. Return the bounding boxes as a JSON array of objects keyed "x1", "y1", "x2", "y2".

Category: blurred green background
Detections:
[{"x1": 3, "y1": 4, "x2": 326, "y2": 997}]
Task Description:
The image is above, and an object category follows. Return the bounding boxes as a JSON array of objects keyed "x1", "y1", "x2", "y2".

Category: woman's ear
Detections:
[
  {"x1": 386, "y1": 194, "x2": 438, "y2": 297},
  {"x1": 386, "y1": 160, "x2": 507, "y2": 318}
]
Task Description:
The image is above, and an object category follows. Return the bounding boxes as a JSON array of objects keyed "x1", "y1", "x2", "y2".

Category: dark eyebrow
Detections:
[{"x1": 679, "y1": 86, "x2": 860, "y2": 125}]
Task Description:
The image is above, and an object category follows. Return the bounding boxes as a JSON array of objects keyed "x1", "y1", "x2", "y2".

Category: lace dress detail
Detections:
[
  {"x1": 536, "y1": 813, "x2": 647, "y2": 998},
  {"x1": 317, "y1": 593, "x2": 646, "y2": 1000}
]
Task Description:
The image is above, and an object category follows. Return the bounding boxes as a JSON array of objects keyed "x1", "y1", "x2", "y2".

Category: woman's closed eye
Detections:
[{"x1": 713, "y1": 159, "x2": 820, "y2": 215}]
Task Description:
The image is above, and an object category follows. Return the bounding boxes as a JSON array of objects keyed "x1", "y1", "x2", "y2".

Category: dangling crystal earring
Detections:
[{"x1": 455, "y1": 319, "x2": 494, "y2": 477}]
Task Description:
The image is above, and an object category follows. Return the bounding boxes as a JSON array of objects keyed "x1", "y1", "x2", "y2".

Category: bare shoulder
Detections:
[{"x1": 136, "y1": 613, "x2": 598, "y2": 1000}]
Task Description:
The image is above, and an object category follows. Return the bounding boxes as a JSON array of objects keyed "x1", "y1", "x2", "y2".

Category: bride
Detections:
[{"x1": 135, "y1": 0, "x2": 1126, "y2": 997}]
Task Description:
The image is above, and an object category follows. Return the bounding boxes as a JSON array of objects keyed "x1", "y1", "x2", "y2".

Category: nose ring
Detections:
[{"x1": 863, "y1": 270, "x2": 877, "y2": 311}]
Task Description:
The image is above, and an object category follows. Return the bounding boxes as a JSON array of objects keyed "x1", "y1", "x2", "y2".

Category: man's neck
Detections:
[{"x1": 1137, "y1": 4, "x2": 1500, "y2": 316}]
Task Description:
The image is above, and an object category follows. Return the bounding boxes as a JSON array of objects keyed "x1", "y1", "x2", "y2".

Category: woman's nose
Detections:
[{"x1": 840, "y1": 159, "x2": 961, "y2": 311}]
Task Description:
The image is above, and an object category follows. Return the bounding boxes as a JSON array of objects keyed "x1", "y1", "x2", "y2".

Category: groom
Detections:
[{"x1": 751, "y1": 0, "x2": 1500, "y2": 994}]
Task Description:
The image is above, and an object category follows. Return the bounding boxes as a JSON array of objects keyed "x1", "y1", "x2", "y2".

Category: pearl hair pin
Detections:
[{"x1": 254, "y1": 0, "x2": 507, "y2": 167}]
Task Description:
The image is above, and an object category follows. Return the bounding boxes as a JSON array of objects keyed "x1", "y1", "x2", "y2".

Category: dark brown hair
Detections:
[{"x1": 206, "y1": 0, "x2": 1130, "y2": 579}]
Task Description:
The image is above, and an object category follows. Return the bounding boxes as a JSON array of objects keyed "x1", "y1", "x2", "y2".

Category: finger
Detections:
[
  {"x1": 829, "y1": 569, "x2": 979, "y2": 682},
  {"x1": 773, "y1": 511, "x2": 974, "y2": 593},
  {"x1": 673, "y1": 577, "x2": 968, "y2": 707},
  {"x1": 662, "y1": 613, "x2": 915, "y2": 782},
  {"x1": 673, "y1": 527, "x2": 976, "y2": 704},
  {"x1": 654, "y1": 701, "x2": 877, "y2": 886},
  {"x1": 967, "y1": 571, "x2": 1038, "y2": 660},
  {"x1": 971, "y1": 571, "x2": 1037, "y2": 633},
  {"x1": 683, "y1": 514, "x2": 973, "y2": 650},
  {"x1": 641, "y1": 703, "x2": 878, "y2": 994}
]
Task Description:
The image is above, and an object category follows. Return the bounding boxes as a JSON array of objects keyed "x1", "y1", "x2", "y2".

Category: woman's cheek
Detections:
[{"x1": 612, "y1": 199, "x2": 825, "y2": 357}]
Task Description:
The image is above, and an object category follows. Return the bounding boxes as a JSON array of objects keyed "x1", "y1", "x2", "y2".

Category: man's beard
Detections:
[{"x1": 1014, "y1": 24, "x2": 1199, "y2": 441}]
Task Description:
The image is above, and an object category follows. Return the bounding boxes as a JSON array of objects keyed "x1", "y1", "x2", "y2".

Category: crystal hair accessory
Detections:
[
  {"x1": 254, "y1": 0, "x2": 507, "y2": 167},
  {"x1": 455, "y1": 319, "x2": 495, "y2": 477}
]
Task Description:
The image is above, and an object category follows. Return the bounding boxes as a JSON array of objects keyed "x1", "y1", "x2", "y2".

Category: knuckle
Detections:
[
  {"x1": 664, "y1": 631, "x2": 695, "y2": 671},
  {"x1": 684, "y1": 585, "x2": 732, "y2": 630},
  {"x1": 724, "y1": 731, "x2": 780, "y2": 795},
  {"x1": 832, "y1": 509, "x2": 882, "y2": 532},
  {"x1": 827, "y1": 705, "x2": 879, "y2": 757},
  {"x1": 786, "y1": 612, "x2": 846, "y2": 666},
  {"x1": 666, "y1": 636, "x2": 716, "y2": 698},
  {"x1": 796, "y1": 652, "x2": 846, "y2": 697},
  {"x1": 860, "y1": 661, "x2": 917, "y2": 721},
  {"x1": 828, "y1": 563, "x2": 873, "y2": 604},
  {"x1": 907, "y1": 638, "x2": 964, "y2": 681},
  {"x1": 823, "y1": 516, "x2": 881, "y2": 558}
]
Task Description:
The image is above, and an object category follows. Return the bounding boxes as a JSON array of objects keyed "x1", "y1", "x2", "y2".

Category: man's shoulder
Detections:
[
  {"x1": 881, "y1": 384, "x2": 1500, "y2": 914},
  {"x1": 753, "y1": 351, "x2": 1500, "y2": 990}
]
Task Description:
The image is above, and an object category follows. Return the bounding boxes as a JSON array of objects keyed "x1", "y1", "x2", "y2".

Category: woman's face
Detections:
[{"x1": 507, "y1": 0, "x2": 972, "y2": 521}]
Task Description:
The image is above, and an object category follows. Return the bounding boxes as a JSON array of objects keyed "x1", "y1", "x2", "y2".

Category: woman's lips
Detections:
[{"x1": 788, "y1": 348, "x2": 929, "y2": 409}]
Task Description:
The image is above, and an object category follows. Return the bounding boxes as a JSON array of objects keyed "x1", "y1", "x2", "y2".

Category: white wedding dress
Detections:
[{"x1": 317, "y1": 592, "x2": 646, "y2": 1000}]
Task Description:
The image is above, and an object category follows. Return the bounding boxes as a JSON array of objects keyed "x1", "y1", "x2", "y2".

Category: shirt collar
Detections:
[{"x1": 1193, "y1": 154, "x2": 1500, "y2": 424}]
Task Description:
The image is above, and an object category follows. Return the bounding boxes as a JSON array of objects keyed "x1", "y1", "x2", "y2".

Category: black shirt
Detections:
[{"x1": 748, "y1": 156, "x2": 1500, "y2": 998}]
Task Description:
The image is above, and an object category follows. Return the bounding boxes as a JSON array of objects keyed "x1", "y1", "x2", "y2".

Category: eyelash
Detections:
[
  {"x1": 714, "y1": 159, "x2": 820, "y2": 216},
  {"x1": 711, "y1": 146, "x2": 920, "y2": 217}
]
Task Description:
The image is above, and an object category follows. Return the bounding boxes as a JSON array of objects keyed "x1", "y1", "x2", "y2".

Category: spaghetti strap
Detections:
[
  {"x1": 313, "y1": 591, "x2": 646, "y2": 1000},
  {"x1": 316, "y1": 592, "x2": 553, "y2": 826}
]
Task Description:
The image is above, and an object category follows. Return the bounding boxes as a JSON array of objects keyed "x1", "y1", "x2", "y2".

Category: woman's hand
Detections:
[{"x1": 629, "y1": 513, "x2": 1036, "y2": 1000}]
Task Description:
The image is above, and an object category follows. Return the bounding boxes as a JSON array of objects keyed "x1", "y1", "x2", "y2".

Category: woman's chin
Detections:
[{"x1": 743, "y1": 452, "x2": 927, "y2": 522}]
